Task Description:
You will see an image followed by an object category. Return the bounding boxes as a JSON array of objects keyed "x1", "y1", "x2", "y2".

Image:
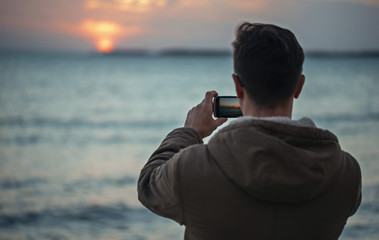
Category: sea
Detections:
[{"x1": 0, "y1": 50, "x2": 378, "y2": 240}]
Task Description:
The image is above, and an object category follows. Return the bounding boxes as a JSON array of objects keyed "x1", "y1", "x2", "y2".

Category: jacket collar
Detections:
[{"x1": 229, "y1": 116, "x2": 317, "y2": 128}]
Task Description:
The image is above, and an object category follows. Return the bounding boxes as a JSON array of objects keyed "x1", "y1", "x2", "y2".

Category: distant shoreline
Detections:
[
  {"x1": 100, "y1": 49, "x2": 232, "y2": 57},
  {"x1": 305, "y1": 50, "x2": 379, "y2": 58},
  {"x1": 1, "y1": 48, "x2": 379, "y2": 58}
]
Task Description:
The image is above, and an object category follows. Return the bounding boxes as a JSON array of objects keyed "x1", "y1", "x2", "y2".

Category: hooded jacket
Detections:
[{"x1": 138, "y1": 117, "x2": 361, "y2": 240}]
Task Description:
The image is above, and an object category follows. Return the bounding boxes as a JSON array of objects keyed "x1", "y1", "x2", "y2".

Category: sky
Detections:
[{"x1": 1, "y1": 0, "x2": 379, "y2": 53}]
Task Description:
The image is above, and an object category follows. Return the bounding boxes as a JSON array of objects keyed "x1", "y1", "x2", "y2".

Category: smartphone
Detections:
[{"x1": 213, "y1": 96, "x2": 242, "y2": 118}]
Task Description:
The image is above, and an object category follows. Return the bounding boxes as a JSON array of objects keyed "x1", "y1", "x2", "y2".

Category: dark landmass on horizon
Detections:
[
  {"x1": 305, "y1": 50, "x2": 379, "y2": 58},
  {"x1": 101, "y1": 49, "x2": 231, "y2": 57}
]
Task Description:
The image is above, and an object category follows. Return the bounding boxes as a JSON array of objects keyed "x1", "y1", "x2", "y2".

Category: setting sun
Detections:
[
  {"x1": 97, "y1": 38, "x2": 114, "y2": 53},
  {"x1": 78, "y1": 19, "x2": 143, "y2": 52}
]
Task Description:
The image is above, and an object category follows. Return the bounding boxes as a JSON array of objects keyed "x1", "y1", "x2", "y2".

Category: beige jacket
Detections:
[{"x1": 138, "y1": 117, "x2": 361, "y2": 240}]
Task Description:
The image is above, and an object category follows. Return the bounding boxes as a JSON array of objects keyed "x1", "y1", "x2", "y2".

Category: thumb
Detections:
[{"x1": 214, "y1": 117, "x2": 228, "y2": 127}]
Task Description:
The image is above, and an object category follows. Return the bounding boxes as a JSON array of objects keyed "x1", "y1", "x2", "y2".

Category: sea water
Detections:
[{"x1": 0, "y1": 51, "x2": 378, "y2": 240}]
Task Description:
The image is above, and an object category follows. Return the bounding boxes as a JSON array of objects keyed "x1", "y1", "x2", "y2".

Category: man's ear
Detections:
[
  {"x1": 233, "y1": 74, "x2": 244, "y2": 99},
  {"x1": 294, "y1": 74, "x2": 305, "y2": 99}
]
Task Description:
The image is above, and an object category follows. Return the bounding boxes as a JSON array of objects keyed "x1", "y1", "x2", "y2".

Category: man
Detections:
[{"x1": 138, "y1": 22, "x2": 361, "y2": 240}]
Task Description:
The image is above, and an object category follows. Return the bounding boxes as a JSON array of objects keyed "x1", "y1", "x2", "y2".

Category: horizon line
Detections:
[{"x1": 2, "y1": 47, "x2": 379, "y2": 57}]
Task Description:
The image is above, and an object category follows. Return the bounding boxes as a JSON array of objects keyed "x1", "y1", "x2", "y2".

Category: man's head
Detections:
[{"x1": 232, "y1": 22, "x2": 304, "y2": 109}]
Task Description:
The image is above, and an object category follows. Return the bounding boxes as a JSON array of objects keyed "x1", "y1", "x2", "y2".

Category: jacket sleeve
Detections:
[
  {"x1": 349, "y1": 153, "x2": 362, "y2": 216},
  {"x1": 137, "y1": 127, "x2": 203, "y2": 224}
]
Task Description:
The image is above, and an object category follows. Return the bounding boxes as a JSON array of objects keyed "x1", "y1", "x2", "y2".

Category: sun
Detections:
[
  {"x1": 79, "y1": 19, "x2": 143, "y2": 53},
  {"x1": 97, "y1": 38, "x2": 114, "y2": 53}
]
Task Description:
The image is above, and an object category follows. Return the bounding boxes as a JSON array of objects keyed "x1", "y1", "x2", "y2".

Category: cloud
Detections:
[
  {"x1": 1, "y1": 0, "x2": 378, "y2": 51},
  {"x1": 293, "y1": 0, "x2": 379, "y2": 7},
  {"x1": 81, "y1": 19, "x2": 125, "y2": 36},
  {"x1": 228, "y1": 0, "x2": 271, "y2": 12},
  {"x1": 363, "y1": 0, "x2": 379, "y2": 6},
  {"x1": 334, "y1": 0, "x2": 379, "y2": 7},
  {"x1": 84, "y1": 0, "x2": 169, "y2": 12},
  {"x1": 83, "y1": 0, "x2": 211, "y2": 12},
  {"x1": 176, "y1": 0, "x2": 209, "y2": 7}
]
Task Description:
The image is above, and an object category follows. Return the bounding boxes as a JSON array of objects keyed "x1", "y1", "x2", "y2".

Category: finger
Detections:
[
  {"x1": 205, "y1": 90, "x2": 218, "y2": 100},
  {"x1": 204, "y1": 90, "x2": 218, "y2": 105}
]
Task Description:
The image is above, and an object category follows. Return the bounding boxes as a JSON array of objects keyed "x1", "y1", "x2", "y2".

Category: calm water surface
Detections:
[{"x1": 0, "y1": 51, "x2": 378, "y2": 239}]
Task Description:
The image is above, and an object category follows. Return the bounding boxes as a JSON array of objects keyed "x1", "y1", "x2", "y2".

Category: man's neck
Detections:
[{"x1": 241, "y1": 98, "x2": 293, "y2": 119}]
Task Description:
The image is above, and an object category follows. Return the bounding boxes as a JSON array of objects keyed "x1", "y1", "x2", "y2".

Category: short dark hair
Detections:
[{"x1": 232, "y1": 22, "x2": 304, "y2": 107}]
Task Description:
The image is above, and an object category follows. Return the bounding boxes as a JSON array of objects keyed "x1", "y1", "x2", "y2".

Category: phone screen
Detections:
[{"x1": 214, "y1": 96, "x2": 242, "y2": 118}]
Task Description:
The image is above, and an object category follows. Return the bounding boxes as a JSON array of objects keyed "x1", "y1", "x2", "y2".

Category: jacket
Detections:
[{"x1": 138, "y1": 117, "x2": 362, "y2": 240}]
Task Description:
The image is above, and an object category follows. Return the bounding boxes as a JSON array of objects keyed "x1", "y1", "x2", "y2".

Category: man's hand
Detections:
[{"x1": 184, "y1": 91, "x2": 227, "y2": 138}]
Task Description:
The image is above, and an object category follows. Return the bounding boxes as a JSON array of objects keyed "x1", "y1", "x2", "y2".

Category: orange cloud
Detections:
[
  {"x1": 84, "y1": 0, "x2": 168, "y2": 12},
  {"x1": 177, "y1": 0, "x2": 209, "y2": 7},
  {"x1": 81, "y1": 20, "x2": 122, "y2": 36}
]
